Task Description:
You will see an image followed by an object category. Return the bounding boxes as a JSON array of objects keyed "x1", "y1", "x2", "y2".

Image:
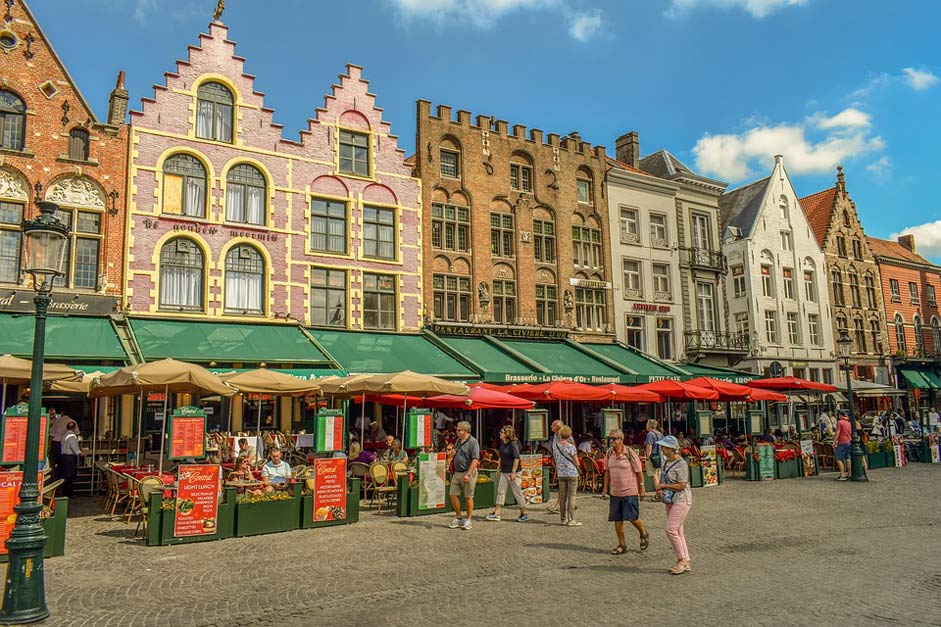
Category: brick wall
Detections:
[{"x1": 876, "y1": 259, "x2": 941, "y2": 355}]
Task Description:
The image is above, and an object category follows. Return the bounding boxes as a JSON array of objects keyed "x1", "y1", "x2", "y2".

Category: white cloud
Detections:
[
  {"x1": 693, "y1": 109, "x2": 885, "y2": 181},
  {"x1": 665, "y1": 0, "x2": 809, "y2": 19},
  {"x1": 866, "y1": 156, "x2": 893, "y2": 182},
  {"x1": 902, "y1": 67, "x2": 940, "y2": 91},
  {"x1": 569, "y1": 10, "x2": 604, "y2": 42},
  {"x1": 891, "y1": 221, "x2": 941, "y2": 259},
  {"x1": 389, "y1": 0, "x2": 559, "y2": 28}
]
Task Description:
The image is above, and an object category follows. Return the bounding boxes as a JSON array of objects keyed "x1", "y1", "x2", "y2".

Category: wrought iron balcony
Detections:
[
  {"x1": 682, "y1": 247, "x2": 727, "y2": 273},
  {"x1": 684, "y1": 330, "x2": 750, "y2": 355}
]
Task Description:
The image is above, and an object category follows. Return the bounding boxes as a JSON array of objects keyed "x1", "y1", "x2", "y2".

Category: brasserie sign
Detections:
[{"x1": 0, "y1": 289, "x2": 117, "y2": 316}]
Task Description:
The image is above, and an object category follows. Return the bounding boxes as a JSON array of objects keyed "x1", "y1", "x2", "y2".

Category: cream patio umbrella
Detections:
[
  {"x1": 0, "y1": 354, "x2": 78, "y2": 414},
  {"x1": 49, "y1": 370, "x2": 108, "y2": 492},
  {"x1": 317, "y1": 373, "x2": 376, "y2": 443},
  {"x1": 221, "y1": 369, "x2": 321, "y2": 438},
  {"x1": 89, "y1": 359, "x2": 236, "y2": 472}
]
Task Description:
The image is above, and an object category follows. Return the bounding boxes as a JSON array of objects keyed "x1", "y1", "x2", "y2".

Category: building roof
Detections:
[
  {"x1": 800, "y1": 187, "x2": 838, "y2": 248},
  {"x1": 866, "y1": 237, "x2": 936, "y2": 267},
  {"x1": 606, "y1": 157, "x2": 653, "y2": 177},
  {"x1": 718, "y1": 177, "x2": 771, "y2": 233},
  {"x1": 639, "y1": 150, "x2": 694, "y2": 178}
]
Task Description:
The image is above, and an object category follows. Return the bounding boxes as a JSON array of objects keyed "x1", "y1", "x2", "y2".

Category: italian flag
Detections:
[
  {"x1": 407, "y1": 412, "x2": 433, "y2": 449},
  {"x1": 316, "y1": 414, "x2": 344, "y2": 452}
]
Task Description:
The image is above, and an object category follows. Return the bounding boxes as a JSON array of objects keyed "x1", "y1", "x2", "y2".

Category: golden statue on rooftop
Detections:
[{"x1": 213, "y1": 0, "x2": 225, "y2": 20}]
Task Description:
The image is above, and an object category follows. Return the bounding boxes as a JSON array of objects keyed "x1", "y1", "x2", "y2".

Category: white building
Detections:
[{"x1": 719, "y1": 155, "x2": 837, "y2": 384}]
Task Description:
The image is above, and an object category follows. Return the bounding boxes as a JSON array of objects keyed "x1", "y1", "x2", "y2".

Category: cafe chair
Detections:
[
  {"x1": 729, "y1": 448, "x2": 747, "y2": 478},
  {"x1": 390, "y1": 462, "x2": 408, "y2": 480},
  {"x1": 350, "y1": 462, "x2": 370, "y2": 498},
  {"x1": 41, "y1": 478, "x2": 64, "y2": 509},
  {"x1": 135, "y1": 476, "x2": 167, "y2": 538},
  {"x1": 291, "y1": 464, "x2": 307, "y2": 478},
  {"x1": 367, "y1": 463, "x2": 397, "y2": 513}
]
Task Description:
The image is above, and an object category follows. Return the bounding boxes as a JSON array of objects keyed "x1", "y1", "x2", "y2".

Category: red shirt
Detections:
[
  {"x1": 835, "y1": 418, "x2": 852, "y2": 445},
  {"x1": 606, "y1": 447, "x2": 643, "y2": 497}
]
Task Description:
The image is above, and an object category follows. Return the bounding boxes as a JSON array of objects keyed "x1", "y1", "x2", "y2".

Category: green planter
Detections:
[
  {"x1": 235, "y1": 483, "x2": 302, "y2": 537},
  {"x1": 398, "y1": 482, "x2": 448, "y2": 517},
  {"x1": 689, "y1": 465, "x2": 704, "y2": 488},
  {"x1": 746, "y1": 458, "x2": 763, "y2": 481},
  {"x1": 867, "y1": 451, "x2": 887, "y2": 469},
  {"x1": 300, "y1": 478, "x2": 360, "y2": 529},
  {"x1": 147, "y1": 488, "x2": 236, "y2": 546},
  {"x1": 1, "y1": 497, "x2": 68, "y2": 561},
  {"x1": 473, "y1": 471, "x2": 496, "y2": 510},
  {"x1": 775, "y1": 458, "x2": 800, "y2": 479}
]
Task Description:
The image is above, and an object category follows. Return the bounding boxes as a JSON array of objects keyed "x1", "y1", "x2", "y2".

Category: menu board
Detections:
[
  {"x1": 0, "y1": 471, "x2": 43, "y2": 554},
  {"x1": 314, "y1": 410, "x2": 345, "y2": 453},
  {"x1": 1, "y1": 404, "x2": 47, "y2": 465},
  {"x1": 525, "y1": 409, "x2": 548, "y2": 442},
  {"x1": 696, "y1": 410, "x2": 713, "y2": 437},
  {"x1": 800, "y1": 439, "x2": 817, "y2": 476},
  {"x1": 748, "y1": 410, "x2": 764, "y2": 436},
  {"x1": 417, "y1": 452, "x2": 446, "y2": 510},
  {"x1": 757, "y1": 443, "x2": 775, "y2": 479},
  {"x1": 601, "y1": 409, "x2": 623, "y2": 437},
  {"x1": 313, "y1": 458, "x2": 347, "y2": 522},
  {"x1": 173, "y1": 464, "x2": 221, "y2": 538},
  {"x1": 893, "y1": 443, "x2": 906, "y2": 467},
  {"x1": 405, "y1": 409, "x2": 433, "y2": 449},
  {"x1": 700, "y1": 445, "x2": 719, "y2": 487},
  {"x1": 167, "y1": 407, "x2": 207, "y2": 460},
  {"x1": 519, "y1": 454, "x2": 544, "y2": 504}
]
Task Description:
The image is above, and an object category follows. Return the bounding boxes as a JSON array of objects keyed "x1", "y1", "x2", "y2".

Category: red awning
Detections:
[
  {"x1": 511, "y1": 381, "x2": 613, "y2": 402},
  {"x1": 746, "y1": 376, "x2": 837, "y2": 392},
  {"x1": 686, "y1": 376, "x2": 752, "y2": 401},
  {"x1": 594, "y1": 383, "x2": 663, "y2": 403},
  {"x1": 634, "y1": 380, "x2": 720, "y2": 401},
  {"x1": 424, "y1": 386, "x2": 534, "y2": 410}
]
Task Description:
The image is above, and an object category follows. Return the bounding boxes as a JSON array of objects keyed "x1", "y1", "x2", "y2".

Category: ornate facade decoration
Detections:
[
  {"x1": 45, "y1": 176, "x2": 105, "y2": 208},
  {"x1": 0, "y1": 168, "x2": 29, "y2": 201}
]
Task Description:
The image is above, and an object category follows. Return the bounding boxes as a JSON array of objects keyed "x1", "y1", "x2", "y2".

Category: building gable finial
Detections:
[
  {"x1": 836, "y1": 165, "x2": 846, "y2": 197},
  {"x1": 213, "y1": 0, "x2": 225, "y2": 21}
]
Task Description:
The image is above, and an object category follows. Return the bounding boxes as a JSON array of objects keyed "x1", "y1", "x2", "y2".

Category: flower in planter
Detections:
[
  {"x1": 753, "y1": 454, "x2": 760, "y2": 462},
  {"x1": 773, "y1": 449, "x2": 798, "y2": 462}
]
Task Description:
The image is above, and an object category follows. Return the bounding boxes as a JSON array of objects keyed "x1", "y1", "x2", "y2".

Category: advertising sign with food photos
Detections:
[
  {"x1": 700, "y1": 445, "x2": 719, "y2": 487},
  {"x1": 518, "y1": 454, "x2": 544, "y2": 504},
  {"x1": 313, "y1": 458, "x2": 347, "y2": 522},
  {"x1": 0, "y1": 470, "x2": 42, "y2": 554},
  {"x1": 174, "y1": 464, "x2": 221, "y2": 537},
  {"x1": 601, "y1": 409, "x2": 622, "y2": 437},
  {"x1": 1, "y1": 404, "x2": 47, "y2": 465},
  {"x1": 168, "y1": 406, "x2": 207, "y2": 460}
]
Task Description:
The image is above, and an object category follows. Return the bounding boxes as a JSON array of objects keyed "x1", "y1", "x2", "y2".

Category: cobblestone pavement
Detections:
[{"x1": 11, "y1": 465, "x2": 941, "y2": 627}]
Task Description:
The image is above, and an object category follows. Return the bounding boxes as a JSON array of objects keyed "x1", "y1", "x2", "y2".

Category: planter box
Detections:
[
  {"x1": 775, "y1": 459, "x2": 801, "y2": 479},
  {"x1": 867, "y1": 451, "x2": 887, "y2": 469},
  {"x1": 235, "y1": 483, "x2": 302, "y2": 537},
  {"x1": 147, "y1": 488, "x2": 236, "y2": 546},
  {"x1": 300, "y1": 479, "x2": 360, "y2": 529},
  {"x1": 746, "y1": 459, "x2": 764, "y2": 481},
  {"x1": 397, "y1": 482, "x2": 448, "y2": 517},
  {"x1": 473, "y1": 471, "x2": 496, "y2": 510}
]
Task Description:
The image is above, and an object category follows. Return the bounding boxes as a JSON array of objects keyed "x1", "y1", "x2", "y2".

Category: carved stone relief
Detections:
[{"x1": 45, "y1": 176, "x2": 105, "y2": 208}]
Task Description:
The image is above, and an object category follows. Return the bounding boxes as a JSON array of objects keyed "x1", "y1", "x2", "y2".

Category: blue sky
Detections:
[{"x1": 31, "y1": 0, "x2": 941, "y2": 257}]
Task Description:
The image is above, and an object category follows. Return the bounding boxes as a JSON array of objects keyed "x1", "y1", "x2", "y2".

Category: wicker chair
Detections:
[
  {"x1": 135, "y1": 476, "x2": 167, "y2": 538},
  {"x1": 368, "y1": 463, "x2": 397, "y2": 513},
  {"x1": 579, "y1": 456, "x2": 602, "y2": 494}
]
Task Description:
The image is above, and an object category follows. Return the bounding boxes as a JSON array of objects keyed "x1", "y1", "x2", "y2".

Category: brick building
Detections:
[
  {"x1": 125, "y1": 20, "x2": 422, "y2": 333},
  {"x1": 0, "y1": 0, "x2": 128, "y2": 304},
  {"x1": 801, "y1": 167, "x2": 889, "y2": 383},
  {"x1": 413, "y1": 101, "x2": 612, "y2": 341}
]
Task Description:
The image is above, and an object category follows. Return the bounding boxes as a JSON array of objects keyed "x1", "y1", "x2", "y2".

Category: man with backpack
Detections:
[
  {"x1": 601, "y1": 429, "x2": 649, "y2": 554},
  {"x1": 644, "y1": 419, "x2": 664, "y2": 490}
]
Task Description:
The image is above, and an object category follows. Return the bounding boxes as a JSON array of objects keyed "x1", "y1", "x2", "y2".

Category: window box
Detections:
[
  {"x1": 300, "y1": 478, "x2": 360, "y2": 529},
  {"x1": 234, "y1": 483, "x2": 302, "y2": 537}
]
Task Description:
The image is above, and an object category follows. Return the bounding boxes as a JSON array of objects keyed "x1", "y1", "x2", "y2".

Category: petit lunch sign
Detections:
[
  {"x1": 405, "y1": 409, "x2": 433, "y2": 449},
  {"x1": 1, "y1": 403, "x2": 47, "y2": 465},
  {"x1": 601, "y1": 409, "x2": 622, "y2": 436},
  {"x1": 167, "y1": 406, "x2": 207, "y2": 460},
  {"x1": 314, "y1": 410, "x2": 345, "y2": 453},
  {"x1": 525, "y1": 409, "x2": 548, "y2": 442}
]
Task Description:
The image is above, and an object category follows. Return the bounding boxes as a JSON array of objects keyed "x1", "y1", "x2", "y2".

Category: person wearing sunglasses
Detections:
[{"x1": 601, "y1": 429, "x2": 648, "y2": 554}]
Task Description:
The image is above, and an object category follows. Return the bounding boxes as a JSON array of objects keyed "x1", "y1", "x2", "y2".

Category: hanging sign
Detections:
[
  {"x1": 525, "y1": 409, "x2": 549, "y2": 442},
  {"x1": 173, "y1": 464, "x2": 221, "y2": 538},
  {"x1": 601, "y1": 409, "x2": 623, "y2": 437},
  {"x1": 1, "y1": 404, "x2": 47, "y2": 465},
  {"x1": 696, "y1": 410, "x2": 713, "y2": 437},
  {"x1": 405, "y1": 408, "x2": 434, "y2": 449},
  {"x1": 313, "y1": 458, "x2": 347, "y2": 522},
  {"x1": 748, "y1": 409, "x2": 763, "y2": 436},
  {"x1": 418, "y1": 452, "x2": 446, "y2": 510},
  {"x1": 314, "y1": 410, "x2": 345, "y2": 453},
  {"x1": 0, "y1": 471, "x2": 43, "y2": 554},
  {"x1": 519, "y1": 454, "x2": 545, "y2": 504},
  {"x1": 167, "y1": 406, "x2": 207, "y2": 460},
  {"x1": 700, "y1": 445, "x2": 719, "y2": 487}
]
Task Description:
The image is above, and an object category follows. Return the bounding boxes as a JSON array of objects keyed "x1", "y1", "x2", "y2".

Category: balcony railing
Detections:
[
  {"x1": 684, "y1": 330, "x2": 750, "y2": 354},
  {"x1": 682, "y1": 247, "x2": 727, "y2": 273}
]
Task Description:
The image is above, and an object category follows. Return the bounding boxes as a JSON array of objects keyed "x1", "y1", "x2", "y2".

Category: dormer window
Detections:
[{"x1": 339, "y1": 130, "x2": 370, "y2": 176}]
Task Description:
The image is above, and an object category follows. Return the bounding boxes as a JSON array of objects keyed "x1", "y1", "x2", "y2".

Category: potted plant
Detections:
[
  {"x1": 773, "y1": 448, "x2": 801, "y2": 479},
  {"x1": 235, "y1": 483, "x2": 302, "y2": 537},
  {"x1": 882, "y1": 438, "x2": 896, "y2": 466},
  {"x1": 866, "y1": 440, "x2": 886, "y2": 469}
]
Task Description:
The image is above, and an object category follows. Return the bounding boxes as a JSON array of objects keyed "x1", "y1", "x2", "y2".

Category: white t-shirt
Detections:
[
  {"x1": 928, "y1": 411, "x2": 940, "y2": 427},
  {"x1": 434, "y1": 411, "x2": 450, "y2": 430},
  {"x1": 262, "y1": 460, "x2": 291, "y2": 483}
]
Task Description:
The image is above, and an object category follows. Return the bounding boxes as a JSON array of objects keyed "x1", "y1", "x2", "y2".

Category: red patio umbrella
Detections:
[
  {"x1": 595, "y1": 383, "x2": 663, "y2": 403},
  {"x1": 746, "y1": 387, "x2": 788, "y2": 402},
  {"x1": 424, "y1": 386, "x2": 534, "y2": 410},
  {"x1": 746, "y1": 376, "x2": 837, "y2": 392},
  {"x1": 512, "y1": 381, "x2": 613, "y2": 402},
  {"x1": 634, "y1": 380, "x2": 720, "y2": 401},
  {"x1": 686, "y1": 377, "x2": 752, "y2": 401}
]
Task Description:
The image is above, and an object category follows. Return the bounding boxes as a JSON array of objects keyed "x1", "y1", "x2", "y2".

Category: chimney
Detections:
[
  {"x1": 615, "y1": 132, "x2": 639, "y2": 169},
  {"x1": 898, "y1": 234, "x2": 916, "y2": 252},
  {"x1": 107, "y1": 71, "x2": 129, "y2": 126}
]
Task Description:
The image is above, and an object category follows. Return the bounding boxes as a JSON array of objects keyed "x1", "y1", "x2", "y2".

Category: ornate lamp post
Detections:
[
  {"x1": 0, "y1": 200, "x2": 68, "y2": 624},
  {"x1": 837, "y1": 329, "x2": 868, "y2": 482}
]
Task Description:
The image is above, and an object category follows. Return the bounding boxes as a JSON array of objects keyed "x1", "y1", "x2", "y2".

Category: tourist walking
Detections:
[
  {"x1": 553, "y1": 425, "x2": 581, "y2": 526},
  {"x1": 653, "y1": 435, "x2": 692, "y2": 574},
  {"x1": 601, "y1": 429, "x2": 648, "y2": 554},
  {"x1": 644, "y1": 419, "x2": 664, "y2": 486},
  {"x1": 449, "y1": 421, "x2": 480, "y2": 530},
  {"x1": 834, "y1": 411, "x2": 853, "y2": 481},
  {"x1": 545, "y1": 419, "x2": 563, "y2": 514},
  {"x1": 486, "y1": 425, "x2": 528, "y2": 522}
]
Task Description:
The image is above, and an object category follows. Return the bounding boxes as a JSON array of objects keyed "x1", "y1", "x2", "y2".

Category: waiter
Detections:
[{"x1": 48, "y1": 408, "x2": 68, "y2": 479}]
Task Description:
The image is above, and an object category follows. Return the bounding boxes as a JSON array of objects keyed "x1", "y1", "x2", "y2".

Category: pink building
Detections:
[{"x1": 125, "y1": 19, "x2": 422, "y2": 337}]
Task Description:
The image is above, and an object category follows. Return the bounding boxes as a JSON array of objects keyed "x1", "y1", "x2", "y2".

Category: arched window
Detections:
[
  {"x1": 0, "y1": 90, "x2": 26, "y2": 151},
  {"x1": 195, "y1": 81, "x2": 233, "y2": 143},
  {"x1": 779, "y1": 195, "x2": 789, "y2": 220},
  {"x1": 932, "y1": 317, "x2": 941, "y2": 354},
  {"x1": 914, "y1": 315, "x2": 923, "y2": 348},
  {"x1": 864, "y1": 272, "x2": 876, "y2": 308},
  {"x1": 224, "y1": 245, "x2": 264, "y2": 314},
  {"x1": 848, "y1": 271, "x2": 860, "y2": 307},
  {"x1": 895, "y1": 314, "x2": 906, "y2": 352},
  {"x1": 225, "y1": 164, "x2": 265, "y2": 225},
  {"x1": 842, "y1": 210, "x2": 851, "y2": 226},
  {"x1": 163, "y1": 154, "x2": 207, "y2": 218},
  {"x1": 159, "y1": 238, "x2": 204, "y2": 311},
  {"x1": 68, "y1": 128, "x2": 90, "y2": 161},
  {"x1": 831, "y1": 268, "x2": 844, "y2": 306}
]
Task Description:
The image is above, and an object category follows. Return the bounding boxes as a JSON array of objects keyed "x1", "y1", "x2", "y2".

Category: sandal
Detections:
[
  {"x1": 640, "y1": 532, "x2": 650, "y2": 551},
  {"x1": 610, "y1": 545, "x2": 626, "y2": 555}
]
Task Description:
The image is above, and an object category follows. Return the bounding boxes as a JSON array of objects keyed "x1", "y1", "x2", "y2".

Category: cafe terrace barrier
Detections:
[{"x1": 0, "y1": 497, "x2": 68, "y2": 561}]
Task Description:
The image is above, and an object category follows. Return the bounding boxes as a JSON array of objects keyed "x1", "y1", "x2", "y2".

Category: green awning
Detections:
[
  {"x1": 679, "y1": 363, "x2": 758, "y2": 383},
  {"x1": 498, "y1": 339, "x2": 625, "y2": 382},
  {"x1": 307, "y1": 330, "x2": 477, "y2": 379},
  {"x1": 579, "y1": 342, "x2": 684, "y2": 382},
  {"x1": 434, "y1": 336, "x2": 543, "y2": 380},
  {"x1": 70, "y1": 365, "x2": 121, "y2": 374},
  {"x1": 0, "y1": 315, "x2": 127, "y2": 361},
  {"x1": 899, "y1": 368, "x2": 932, "y2": 389},
  {"x1": 130, "y1": 319, "x2": 335, "y2": 365},
  {"x1": 919, "y1": 368, "x2": 941, "y2": 389},
  {"x1": 208, "y1": 367, "x2": 346, "y2": 380}
]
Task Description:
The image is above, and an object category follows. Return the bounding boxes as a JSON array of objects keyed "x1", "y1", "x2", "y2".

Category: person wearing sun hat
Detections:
[{"x1": 653, "y1": 434, "x2": 693, "y2": 575}]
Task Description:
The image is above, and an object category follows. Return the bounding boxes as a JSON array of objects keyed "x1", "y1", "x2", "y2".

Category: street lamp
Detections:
[
  {"x1": 0, "y1": 200, "x2": 68, "y2": 624},
  {"x1": 837, "y1": 329, "x2": 868, "y2": 482}
]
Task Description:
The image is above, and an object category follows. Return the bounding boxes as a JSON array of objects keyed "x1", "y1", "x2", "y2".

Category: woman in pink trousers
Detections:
[{"x1": 653, "y1": 435, "x2": 692, "y2": 574}]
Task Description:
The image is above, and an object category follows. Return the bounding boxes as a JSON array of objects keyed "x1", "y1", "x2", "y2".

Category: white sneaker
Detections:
[
  {"x1": 566, "y1": 520, "x2": 583, "y2": 527},
  {"x1": 461, "y1": 518, "x2": 472, "y2": 530},
  {"x1": 449, "y1": 517, "x2": 463, "y2": 529}
]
